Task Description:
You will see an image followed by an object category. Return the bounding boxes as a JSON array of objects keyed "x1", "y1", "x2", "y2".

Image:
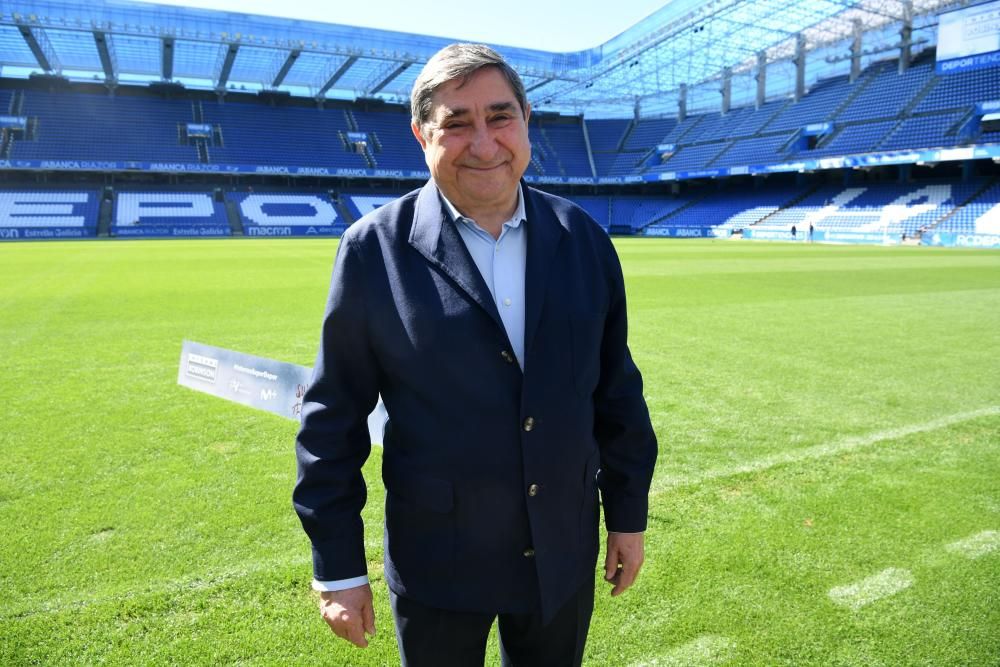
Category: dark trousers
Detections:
[{"x1": 389, "y1": 580, "x2": 595, "y2": 667}]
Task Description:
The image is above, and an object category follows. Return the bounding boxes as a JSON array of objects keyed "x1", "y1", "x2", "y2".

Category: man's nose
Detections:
[{"x1": 468, "y1": 123, "x2": 500, "y2": 160}]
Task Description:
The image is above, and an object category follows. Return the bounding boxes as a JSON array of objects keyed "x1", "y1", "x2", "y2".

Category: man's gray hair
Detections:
[{"x1": 410, "y1": 43, "x2": 528, "y2": 128}]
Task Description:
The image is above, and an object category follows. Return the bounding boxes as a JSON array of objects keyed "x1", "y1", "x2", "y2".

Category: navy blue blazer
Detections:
[{"x1": 294, "y1": 181, "x2": 657, "y2": 620}]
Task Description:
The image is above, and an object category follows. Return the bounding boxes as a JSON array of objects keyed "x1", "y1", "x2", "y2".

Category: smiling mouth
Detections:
[{"x1": 462, "y1": 163, "x2": 507, "y2": 172}]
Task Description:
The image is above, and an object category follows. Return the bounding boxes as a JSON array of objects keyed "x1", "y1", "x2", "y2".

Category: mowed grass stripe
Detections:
[
  {"x1": 652, "y1": 405, "x2": 1000, "y2": 493},
  {"x1": 7, "y1": 404, "x2": 989, "y2": 620},
  {"x1": 585, "y1": 416, "x2": 999, "y2": 667},
  {"x1": 1, "y1": 239, "x2": 997, "y2": 665},
  {"x1": 5, "y1": 418, "x2": 995, "y2": 665},
  {"x1": 2, "y1": 558, "x2": 387, "y2": 620}
]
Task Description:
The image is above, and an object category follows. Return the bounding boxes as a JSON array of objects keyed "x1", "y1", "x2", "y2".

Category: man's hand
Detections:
[
  {"x1": 319, "y1": 584, "x2": 376, "y2": 648},
  {"x1": 604, "y1": 532, "x2": 645, "y2": 596}
]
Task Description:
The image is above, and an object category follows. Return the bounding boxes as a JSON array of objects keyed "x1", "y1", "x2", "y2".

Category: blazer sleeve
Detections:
[
  {"x1": 293, "y1": 233, "x2": 380, "y2": 581},
  {"x1": 593, "y1": 240, "x2": 658, "y2": 534}
]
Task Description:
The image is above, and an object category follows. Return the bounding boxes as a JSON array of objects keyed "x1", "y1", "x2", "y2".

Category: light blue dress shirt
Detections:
[
  {"x1": 440, "y1": 185, "x2": 527, "y2": 370},
  {"x1": 313, "y1": 185, "x2": 528, "y2": 592}
]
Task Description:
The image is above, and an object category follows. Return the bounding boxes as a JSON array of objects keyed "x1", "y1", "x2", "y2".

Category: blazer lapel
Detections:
[
  {"x1": 522, "y1": 185, "x2": 566, "y2": 361},
  {"x1": 408, "y1": 182, "x2": 504, "y2": 329}
]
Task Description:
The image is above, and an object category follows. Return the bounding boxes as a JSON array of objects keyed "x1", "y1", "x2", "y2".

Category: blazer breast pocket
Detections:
[{"x1": 570, "y1": 312, "x2": 605, "y2": 399}]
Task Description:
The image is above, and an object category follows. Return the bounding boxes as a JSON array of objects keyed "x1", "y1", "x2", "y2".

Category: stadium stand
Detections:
[
  {"x1": 607, "y1": 152, "x2": 646, "y2": 176},
  {"x1": 585, "y1": 118, "x2": 630, "y2": 152},
  {"x1": 797, "y1": 120, "x2": 900, "y2": 158},
  {"x1": 538, "y1": 121, "x2": 593, "y2": 178},
  {"x1": 0, "y1": 190, "x2": 100, "y2": 239},
  {"x1": 565, "y1": 195, "x2": 611, "y2": 230},
  {"x1": 1, "y1": 48, "x2": 996, "y2": 185},
  {"x1": 629, "y1": 49, "x2": 1000, "y2": 178},
  {"x1": 227, "y1": 191, "x2": 347, "y2": 237},
  {"x1": 913, "y1": 66, "x2": 1000, "y2": 114},
  {"x1": 763, "y1": 76, "x2": 851, "y2": 133},
  {"x1": 352, "y1": 108, "x2": 426, "y2": 172},
  {"x1": 341, "y1": 193, "x2": 400, "y2": 222},
  {"x1": 202, "y1": 101, "x2": 364, "y2": 169},
  {"x1": 587, "y1": 119, "x2": 639, "y2": 177},
  {"x1": 16, "y1": 92, "x2": 197, "y2": 163},
  {"x1": 113, "y1": 191, "x2": 230, "y2": 237},
  {"x1": 713, "y1": 134, "x2": 790, "y2": 169},
  {"x1": 877, "y1": 111, "x2": 967, "y2": 151},
  {"x1": 1, "y1": 15, "x2": 998, "y2": 246},
  {"x1": 834, "y1": 62, "x2": 934, "y2": 122},
  {"x1": 661, "y1": 115, "x2": 704, "y2": 144},
  {"x1": 648, "y1": 186, "x2": 806, "y2": 234},
  {"x1": 684, "y1": 108, "x2": 753, "y2": 144},
  {"x1": 729, "y1": 100, "x2": 787, "y2": 138},
  {"x1": 625, "y1": 117, "x2": 678, "y2": 151},
  {"x1": 5, "y1": 179, "x2": 996, "y2": 244},
  {"x1": 752, "y1": 181, "x2": 988, "y2": 237},
  {"x1": 648, "y1": 142, "x2": 728, "y2": 172},
  {"x1": 933, "y1": 181, "x2": 1000, "y2": 235},
  {"x1": 610, "y1": 196, "x2": 691, "y2": 233}
]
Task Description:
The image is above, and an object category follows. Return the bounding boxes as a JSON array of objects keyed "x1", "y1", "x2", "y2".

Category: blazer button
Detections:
[
  {"x1": 522, "y1": 417, "x2": 534, "y2": 432},
  {"x1": 522, "y1": 548, "x2": 535, "y2": 558},
  {"x1": 527, "y1": 484, "x2": 539, "y2": 497},
  {"x1": 500, "y1": 350, "x2": 514, "y2": 364}
]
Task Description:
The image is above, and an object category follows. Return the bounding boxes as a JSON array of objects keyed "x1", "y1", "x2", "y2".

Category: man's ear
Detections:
[{"x1": 411, "y1": 122, "x2": 428, "y2": 150}]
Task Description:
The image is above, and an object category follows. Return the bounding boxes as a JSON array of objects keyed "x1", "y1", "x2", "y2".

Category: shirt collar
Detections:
[{"x1": 438, "y1": 183, "x2": 526, "y2": 231}]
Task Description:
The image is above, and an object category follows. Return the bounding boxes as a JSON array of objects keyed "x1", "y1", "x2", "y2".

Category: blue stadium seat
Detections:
[
  {"x1": 0, "y1": 189, "x2": 100, "y2": 239},
  {"x1": 647, "y1": 142, "x2": 728, "y2": 172},
  {"x1": 756, "y1": 181, "x2": 986, "y2": 236},
  {"x1": 564, "y1": 195, "x2": 611, "y2": 230},
  {"x1": 625, "y1": 117, "x2": 678, "y2": 151},
  {"x1": 610, "y1": 196, "x2": 690, "y2": 231},
  {"x1": 935, "y1": 182, "x2": 1000, "y2": 234},
  {"x1": 202, "y1": 102, "x2": 364, "y2": 169},
  {"x1": 835, "y1": 63, "x2": 934, "y2": 122},
  {"x1": 915, "y1": 67, "x2": 1000, "y2": 113},
  {"x1": 113, "y1": 191, "x2": 229, "y2": 237},
  {"x1": 763, "y1": 75, "x2": 853, "y2": 132},
  {"x1": 648, "y1": 186, "x2": 804, "y2": 232},
  {"x1": 227, "y1": 191, "x2": 347, "y2": 236},
  {"x1": 352, "y1": 108, "x2": 426, "y2": 171},
  {"x1": 15, "y1": 91, "x2": 198, "y2": 163},
  {"x1": 585, "y1": 118, "x2": 631, "y2": 152},
  {"x1": 878, "y1": 111, "x2": 966, "y2": 151}
]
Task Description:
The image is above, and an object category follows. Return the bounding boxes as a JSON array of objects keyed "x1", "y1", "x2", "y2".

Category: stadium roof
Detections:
[{"x1": 0, "y1": 0, "x2": 968, "y2": 117}]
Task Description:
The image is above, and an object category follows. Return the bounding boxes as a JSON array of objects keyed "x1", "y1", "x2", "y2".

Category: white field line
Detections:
[
  {"x1": 631, "y1": 635, "x2": 736, "y2": 667},
  {"x1": 945, "y1": 530, "x2": 1000, "y2": 560},
  {"x1": 652, "y1": 406, "x2": 1000, "y2": 494},
  {"x1": 828, "y1": 568, "x2": 914, "y2": 611}
]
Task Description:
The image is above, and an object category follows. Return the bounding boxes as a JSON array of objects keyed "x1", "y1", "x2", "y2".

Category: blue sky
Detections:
[{"x1": 141, "y1": 0, "x2": 669, "y2": 51}]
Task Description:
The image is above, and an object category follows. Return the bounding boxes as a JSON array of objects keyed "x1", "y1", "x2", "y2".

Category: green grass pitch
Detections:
[{"x1": 1, "y1": 238, "x2": 998, "y2": 665}]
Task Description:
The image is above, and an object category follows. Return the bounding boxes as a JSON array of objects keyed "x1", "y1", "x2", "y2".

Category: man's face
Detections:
[{"x1": 412, "y1": 67, "x2": 531, "y2": 217}]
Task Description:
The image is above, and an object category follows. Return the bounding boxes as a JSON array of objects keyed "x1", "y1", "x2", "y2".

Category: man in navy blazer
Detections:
[{"x1": 294, "y1": 43, "x2": 657, "y2": 666}]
